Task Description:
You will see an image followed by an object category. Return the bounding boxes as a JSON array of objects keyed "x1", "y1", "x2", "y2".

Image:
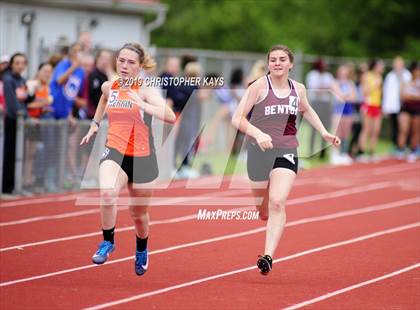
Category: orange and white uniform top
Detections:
[
  {"x1": 364, "y1": 72, "x2": 382, "y2": 107},
  {"x1": 105, "y1": 79, "x2": 154, "y2": 157}
]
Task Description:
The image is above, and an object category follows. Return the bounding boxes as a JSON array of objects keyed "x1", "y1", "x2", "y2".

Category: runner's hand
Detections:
[
  {"x1": 80, "y1": 125, "x2": 98, "y2": 146},
  {"x1": 255, "y1": 131, "x2": 273, "y2": 152},
  {"x1": 128, "y1": 90, "x2": 145, "y2": 110},
  {"x1": 322, "y1": 132, "x2": 341, "y2": 147}
]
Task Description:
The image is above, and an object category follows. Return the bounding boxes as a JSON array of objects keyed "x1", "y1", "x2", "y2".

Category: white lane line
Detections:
[
  {"x1": 286, "y1": 197, "x2": 420, "y2": 227},
  {"x1": 0, "y1": 208, "x2": 102, "y2": 226},
  {"x1": 0, "y1": 179, "x2": 402, "y2": 227},
  {"x1": 0, "y1": 227, "x2": 265, "y2": 287},
  {"x1": 75, "y1": 196, "x2": 259, "y2": 206},
  {"x1": 0, "y1": 206, "x2": 249, "y2": 252},
  {"x1": 0, "y1": 174, "x2": 323, "y2": 208},
  {"x1": 0, "y1": 174, "x2": 337, "y2": 209},
  {"x1": 1, "y1": 198, "x2": 419, "y2": 287},
  {"x1": 0, "y1": 193, "x2": 82, "y2": 208},
  {"x1": 0, "y1": 176, "x2": 232, "y2": 208},
  {"x1": 1, "y1": 161, "x2": 415, "y2": 208},
  {"x1": 1, "y1": 196, "x2": 418, "y2": 253},
  {"x1": 287, "y1": 181, "x2": 393, "y2": 205},
  {"x1": 0, "y1": 189, "x2": 249, "y2": 227},
  {"x1": 82, "y1": 223, "x2": 420, "y2": 310},
  {"x1": 282, "y1": 263, "x2": 420, "y2": 310}
]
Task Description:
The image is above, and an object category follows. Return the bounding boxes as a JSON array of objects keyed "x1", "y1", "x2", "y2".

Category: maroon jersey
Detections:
[{"x1": 249, "y1": 75, "x2": 299, "y2": 148}]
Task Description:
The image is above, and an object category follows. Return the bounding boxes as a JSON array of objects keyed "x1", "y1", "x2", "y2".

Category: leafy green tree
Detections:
[{"x1": 152, "y1": 0, "x2": 420, "y2": 58}]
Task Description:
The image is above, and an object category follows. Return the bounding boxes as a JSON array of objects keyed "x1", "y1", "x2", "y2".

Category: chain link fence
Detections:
[
  {"x1": 8, "y1": 113, "x2": 176, "y2": 195},
  {"x1": 8, "y1": 115, "x2": 95, "y2": 195},
  {"x1": 2, "y1": 48, "x2": 391, "y2": 195}
]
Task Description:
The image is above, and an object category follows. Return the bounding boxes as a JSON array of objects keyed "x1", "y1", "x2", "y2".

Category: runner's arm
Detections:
[
  {"x1": 298, "y1": 82, "x2": 340, "y2": 146},
  {"x1": 231, "y1": 78, "x2": 265, "y2": 140},
  {"x1": 130, "y1": 87, "x2": 176, "y2": 123}
]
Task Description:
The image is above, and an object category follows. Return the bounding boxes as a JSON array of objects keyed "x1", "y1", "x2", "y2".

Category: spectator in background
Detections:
[
  {"x1": 397, "y1": 61, "x2": 420, "y2": 162},
  {"x1": 50, "y1": 43, "x2": 85, "y2": 120},
  {"x1": 23, "y1": 62, "x2": 53, "y2": 190},
  {"x1": 174, "y1": 62, "x2": 206, "y2": 178},
  {"x1": 25, "y1": 63, "x2": 53, "y2": 117},
  {"x1": 181, "y1": 55, "x2": 198, "y2": 72},
  {"x1": 0, "y1": 55, "x2": 10, "y2": 112},
  {"x1": 208, "y1": 69, "x2": 245, "y2": 153},
  {"x1": 87, "y1": 49, "x2": 114, "y2": 119},
  {"x1": 0, "y1": 55, "x2": 9, "y2": 72},
  {"x1": 159, "y1": 57, "x2": 182, "y2": 114},
  {"x1": 330, "y1": 64, "x2": 357, "y2": 165},
  {"x1": 79, "y1": 31, "x2": 93, "y2": 55},
  {"x1": 158, "y1": 56, "x2": 183, "y2": 176},
  {"x1": 306, "y1": 58, "x2": 334, "y2": 159},
  {"x1": 2, "y1": 53, "x2": 28, "y2": 194},
  {"x1": 169, "y1": 56, "x2": 198, "y2": 176},
  {"x1": 348, "y1": 62, "x2": 368, "y2": 156},
  {"x1": 382, "y1": 56, "x2": 412, "y2": 150},
  {"x1": 48, "y1": 46, "x2": 70, "y2": 69},
  {"x1": 48, "y1": 54, "x2": 63, "y2": 69},
  {"x1": 65, "y1": 53, "x2": 93, "y2": 186},
  {"x1": 77, "y1": 53, "x2": 94, "y2": 119},
  {"x1": 357, "y1": 59, "x2": 385, "y2": 161},
  {"x1": 230, "y1": 69, "x2": 247, "y2": 155},
  {"x1": 45, "y1": 43, "x2": 85, "y2": 191},
  {"x1": 246, "y1": 60, "x2": 266, "y2": 85}
]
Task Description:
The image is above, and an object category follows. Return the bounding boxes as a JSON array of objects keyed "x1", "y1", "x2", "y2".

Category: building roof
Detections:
[{"x1": 2, "y1": 0, "x2": 167, "y2": 15}]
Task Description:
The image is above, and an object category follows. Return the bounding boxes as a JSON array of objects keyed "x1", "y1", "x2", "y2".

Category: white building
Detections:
[{"x1": 0, "y1": 0, "x2": 167, "y2": 75}]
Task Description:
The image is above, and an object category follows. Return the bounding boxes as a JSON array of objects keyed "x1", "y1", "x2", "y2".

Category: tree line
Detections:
[{"x1": 152, "y1": 0, "x2": 420, "y2": 58}]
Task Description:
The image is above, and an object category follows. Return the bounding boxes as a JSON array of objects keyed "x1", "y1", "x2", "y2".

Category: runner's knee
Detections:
[
  {"x1": 101, "y1": 189, "x2": 118, "y2": 206},
  {"x1": 269, "y1": 196, "x2": 286, "y2": 212}
]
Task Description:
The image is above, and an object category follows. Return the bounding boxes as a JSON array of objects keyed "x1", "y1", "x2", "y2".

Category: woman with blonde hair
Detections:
[
  {"x1": 80, "y1": 43, "x2": 176, "y2": 275},
  {"x1": 246, "y1": 59, "x2": 267, "y2": 85},
  {"x1": 330, "y1": 64, "x2": 357, "y2": 165},
  {"x1": 357, "y1": 59, "x2": 384, "y2": 161}
]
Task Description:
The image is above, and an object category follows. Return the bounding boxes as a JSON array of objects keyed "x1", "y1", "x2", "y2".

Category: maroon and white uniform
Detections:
[
  {"x1": 248, "y1": 74, "x2": 300, "y2": 148},
  {"x1": 247, "y1": 75, "x2": 301, "y2": 181}
]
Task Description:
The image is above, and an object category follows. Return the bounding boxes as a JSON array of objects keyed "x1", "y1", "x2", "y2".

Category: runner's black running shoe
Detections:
[{"x1": 257, "y1": 255, "x2": 273, "y2": 275}]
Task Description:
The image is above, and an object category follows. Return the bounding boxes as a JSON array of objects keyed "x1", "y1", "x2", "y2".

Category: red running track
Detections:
[{"x1": 0, "y1": 160, "x2": 419, "y2": 309}]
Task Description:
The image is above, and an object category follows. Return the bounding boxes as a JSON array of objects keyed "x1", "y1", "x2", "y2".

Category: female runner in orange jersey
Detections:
[{"x1": 80, "y1": 43, "x2": 176, "y2": 275}]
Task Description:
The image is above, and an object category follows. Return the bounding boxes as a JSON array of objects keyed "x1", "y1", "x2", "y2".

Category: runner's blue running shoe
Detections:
[
  {"x1": 135, "y1": 249, "x2": 148, "y2": 276},
  {"x1": 92, "y1": 241, "x2": 115, "y2": 264}
]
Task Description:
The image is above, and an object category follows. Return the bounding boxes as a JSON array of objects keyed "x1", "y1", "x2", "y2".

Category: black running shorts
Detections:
[
  {"x1": 100, "y1": 147, "x2": 159, "y2": 183},
  {"x1": 247, "y1": 143, "x2": 298, "y2": 181}
]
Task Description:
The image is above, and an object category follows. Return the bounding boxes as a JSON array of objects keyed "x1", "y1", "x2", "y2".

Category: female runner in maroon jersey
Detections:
[{"x1": 232, "y1": 45, "x2": 340, "y2": 275}]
